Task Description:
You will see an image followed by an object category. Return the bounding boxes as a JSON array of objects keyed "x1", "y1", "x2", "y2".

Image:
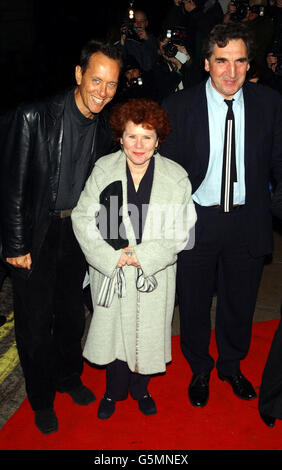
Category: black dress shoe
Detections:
[
  {"x1": 259, "y1": 412, "x2": 276, "y2": 428},
  {"x1": 34, "y1": 408, "x2": 58, "y2": 434},
  {"x1": 218, "y1": 372, "x2": 257, "y2": 400},
  {"x1": 0, "y1": 315, "x2": 6, "y2": 327},
  {"x1": 138, "y1": 394, "x2": 157, "y2": 415},
  {"x1": 188, "y1": 373, "x2": 210, "y2": 407},
  {"x1": 97, "y1": 396, "x2": 116, "y2": 419},
  {"x1": 62, "y1": 384, "x2": 96, "y2": 405}
]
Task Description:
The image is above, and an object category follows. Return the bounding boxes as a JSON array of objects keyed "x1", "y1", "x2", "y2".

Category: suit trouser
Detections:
[
  {"x1": 11, "y1": 216, "x2": 87, "y2": 410},
  {"x1": 177, "y1": 204, "x2": 265, "y2": 376},
  {"x1": 259, "y1": 318, "x2": 282, "y2": 419},
  {"x1": 105, "y1": 359, "x2": 150, "y2": 401}
]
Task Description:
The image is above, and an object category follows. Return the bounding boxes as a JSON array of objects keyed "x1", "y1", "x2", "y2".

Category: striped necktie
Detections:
[{"x1": 220, "y1": 98, "x2": 237, "y2": 212}]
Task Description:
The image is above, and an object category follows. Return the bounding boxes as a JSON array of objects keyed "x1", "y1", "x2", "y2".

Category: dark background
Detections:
[{"x1": 0, "y1": 0, "x2": 173, "y2": 113}]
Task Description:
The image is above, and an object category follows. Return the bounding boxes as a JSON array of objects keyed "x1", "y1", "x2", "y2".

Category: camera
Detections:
[
  {"x1": 163, "y1": 41, "x2": 178, "y2": 58},
  {"x1": 249, "y1": 4, "x2": 266, "y2": 16},
  {"x1": 231, "y1": 0, "x2": 249, "y2": 20},
  {"x1": 121, "y1": 19, "x2": 142, "y2": 42},
  {"x1": 162, "y1": 27, "x2": 189, "y2": 58},
  {"x1": 126, "y1": 77, "x2": 143, "y2": 88}
]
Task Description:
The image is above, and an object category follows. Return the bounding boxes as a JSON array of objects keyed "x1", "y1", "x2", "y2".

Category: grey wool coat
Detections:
[{"x1": 71, "y1": 150, "x2": 196, "y2": 375}]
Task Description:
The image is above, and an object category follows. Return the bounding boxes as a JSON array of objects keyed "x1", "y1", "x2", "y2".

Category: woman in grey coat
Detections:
[{"x1": 71, "y1": 98, "x2": 196, "y2": 419}]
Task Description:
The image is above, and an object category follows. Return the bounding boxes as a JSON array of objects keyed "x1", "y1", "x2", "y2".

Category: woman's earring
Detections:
[
  {"x1": 154, "y1": 147, "x2": 158, "y2": 155},
  {"x1": 120, "y1": 143, "x2": 124, "y2": 151}
]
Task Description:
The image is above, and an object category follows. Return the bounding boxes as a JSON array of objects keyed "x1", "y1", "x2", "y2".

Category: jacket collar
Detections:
[
  {"x1": 46, "y1": 86, "x2": 108, "y2": 125},
  {"x1": 107, "y1": 151, "x2": 179, "y2": 244}
]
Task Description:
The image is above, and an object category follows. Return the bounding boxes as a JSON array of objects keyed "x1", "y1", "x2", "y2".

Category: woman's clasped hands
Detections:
[{"x1": 116, "y1": 247, "x2": 141, "y2": 269}]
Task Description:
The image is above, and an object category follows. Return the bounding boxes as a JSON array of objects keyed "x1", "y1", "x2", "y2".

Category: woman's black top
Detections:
[{"x1": 126, "y1": 156, "x2": 155, "y2": 245}]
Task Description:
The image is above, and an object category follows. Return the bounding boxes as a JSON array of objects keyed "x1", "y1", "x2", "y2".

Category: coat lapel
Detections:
[
  {"x1": 141, "y1": 154, "x2": 172, "y2": 242},
  {"x1": 111, "y1": 152, "x2": 166, "y2": 245},
  {"x1": 101, "y1": 152, "x2": 180, "y2": 246},
  {"x1": 242, "y1": 83, "x2": 263, "y2": 200},
  {"x1": 106, "y1": 151, "x2": 137, "y2": 244},
  {"x1": 194, "y1": 82, "x2": 210, "y2": 175},
  {"x1": 46, "y1": 99, "x2": 65, "y2": 207}
]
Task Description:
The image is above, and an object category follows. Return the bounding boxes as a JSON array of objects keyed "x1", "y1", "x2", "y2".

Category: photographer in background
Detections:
[
  {"x1": 246, "y1": 0, "x2": 275, "y2": 67},
  {"x1": 119, "y1": 10, "x2": 158, "y2": 72},
  {"x1": 261, "y1": 50, "x2": 282, "y2": 92},
  {"x1": 224, "y1": 0, "x2": 274, "y2": 68},
  {"x1": 116, "y1": 55, "x2": 157, "y2": 102},
  {"x1": 151, "y1": 30, "x2": 202, "y2": 102},
  {"x1": 163, "y1": 0, "x2": 191, "y2": 30},
  {"x1": 269, "y1": 0, "x2": 282, "y2": 66},
  {"x1": 183, "y1": 0, "x2": 224, "y2": 64},
  {"x1": 223, "y1": 0, "x2": 248, "y2": 21},
  {"x1": 269, "y1": 0, "x2": 282, "y2": 32}
]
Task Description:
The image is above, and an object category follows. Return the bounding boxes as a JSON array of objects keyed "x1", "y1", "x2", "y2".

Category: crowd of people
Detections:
[
  {"x1": 113, "y1": 0, "x2": 282, "y2": 102},
  {"x1": 0, "y1": 1, "x2": 282, "y2": 438}
]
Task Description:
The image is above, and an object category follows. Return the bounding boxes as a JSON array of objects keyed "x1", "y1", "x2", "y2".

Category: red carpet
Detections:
[{"x1": 0, "y1": 320, "x2": 282, "y2": 451}]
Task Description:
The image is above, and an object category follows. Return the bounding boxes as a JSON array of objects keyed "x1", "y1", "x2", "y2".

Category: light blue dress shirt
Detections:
[{"x1": 193, "y1": 77, "x2": 246, "y2": 206}]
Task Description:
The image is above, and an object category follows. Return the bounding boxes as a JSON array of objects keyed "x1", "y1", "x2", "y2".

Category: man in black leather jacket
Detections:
[{"x1": 0, "y1": 40, "x2": 122, "y2": 434}]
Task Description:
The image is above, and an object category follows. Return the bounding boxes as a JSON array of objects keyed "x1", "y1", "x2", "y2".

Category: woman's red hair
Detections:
[{"x1": 110, "y1": 98, "x2": 171, "y2": 143}]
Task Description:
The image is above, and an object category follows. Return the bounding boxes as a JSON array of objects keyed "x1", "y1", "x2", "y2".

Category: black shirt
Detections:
[
  {"x1": 55, "y1": 89, "x2": 97, "y2": 210},
  {"x1": 126, "y1": 156, "x2": 155, "y2": 245}
]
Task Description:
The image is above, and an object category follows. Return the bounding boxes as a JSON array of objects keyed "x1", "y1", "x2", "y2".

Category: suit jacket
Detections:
[
  {"x1": 160, "y1": 80, "x2": 282, "y2": 258},
  {"x1": 272, "y1": 181, "x2": 282, "y2": 220},
  {"x1": 0, "y1": 88, "x2": 118, "y2": 276}
]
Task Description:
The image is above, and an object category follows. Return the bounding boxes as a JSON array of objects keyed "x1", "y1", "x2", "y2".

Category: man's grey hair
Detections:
[{"x1": 203, "y1": 22, "x2": 255, "y2": 62}]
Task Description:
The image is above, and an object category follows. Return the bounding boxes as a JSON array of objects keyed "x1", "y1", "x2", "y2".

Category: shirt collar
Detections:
[{"x1": 206, "y1": 77, "x2": 244, "y2": 109}]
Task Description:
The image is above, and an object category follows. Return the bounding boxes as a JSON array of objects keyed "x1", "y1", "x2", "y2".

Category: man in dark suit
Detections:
[
  {"x1": 0, "y1": 40, "x2": 122, "y2": 434},
  {"x1": 258, "y1": 181, "x2": 282, "y2": 428},
  {"x1": 161, "y1": 22, "x2": 282, "y2": 408}
]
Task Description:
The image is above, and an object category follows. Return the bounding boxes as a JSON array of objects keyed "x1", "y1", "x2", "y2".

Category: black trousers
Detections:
[
  {"x1": 0, "y1": 259, "x2": 8, "y2": 289},
  {"x1": 177, "y1": 204, "x2": 265, "y2": 376},
  {"x1": 259, "y1": 317, "x2": 282, "y2": 419},
  {"x1": 11, "y1": 216, "x2": 87, "y2": 410},
  {"x1": 105, "y1": 360, "x2": 150, "y2": 401}
]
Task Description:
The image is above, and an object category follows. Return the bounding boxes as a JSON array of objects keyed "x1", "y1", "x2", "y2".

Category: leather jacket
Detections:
[{"x1": 0, "y1": 88, "x2": 118, "y2": 276}]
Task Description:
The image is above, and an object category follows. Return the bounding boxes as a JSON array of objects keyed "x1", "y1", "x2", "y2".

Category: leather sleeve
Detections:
[{"x1": 0, "y1": 107, "x2": 33, "y2": 258}]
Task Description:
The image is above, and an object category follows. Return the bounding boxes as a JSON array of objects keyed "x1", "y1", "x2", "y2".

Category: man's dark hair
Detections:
[
  {"x1": 203, "y1": 22, "x2": 255, "y2": 61},
  {"x1": 79, "y1": 40, "x2": 123, "y2": 74}
]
